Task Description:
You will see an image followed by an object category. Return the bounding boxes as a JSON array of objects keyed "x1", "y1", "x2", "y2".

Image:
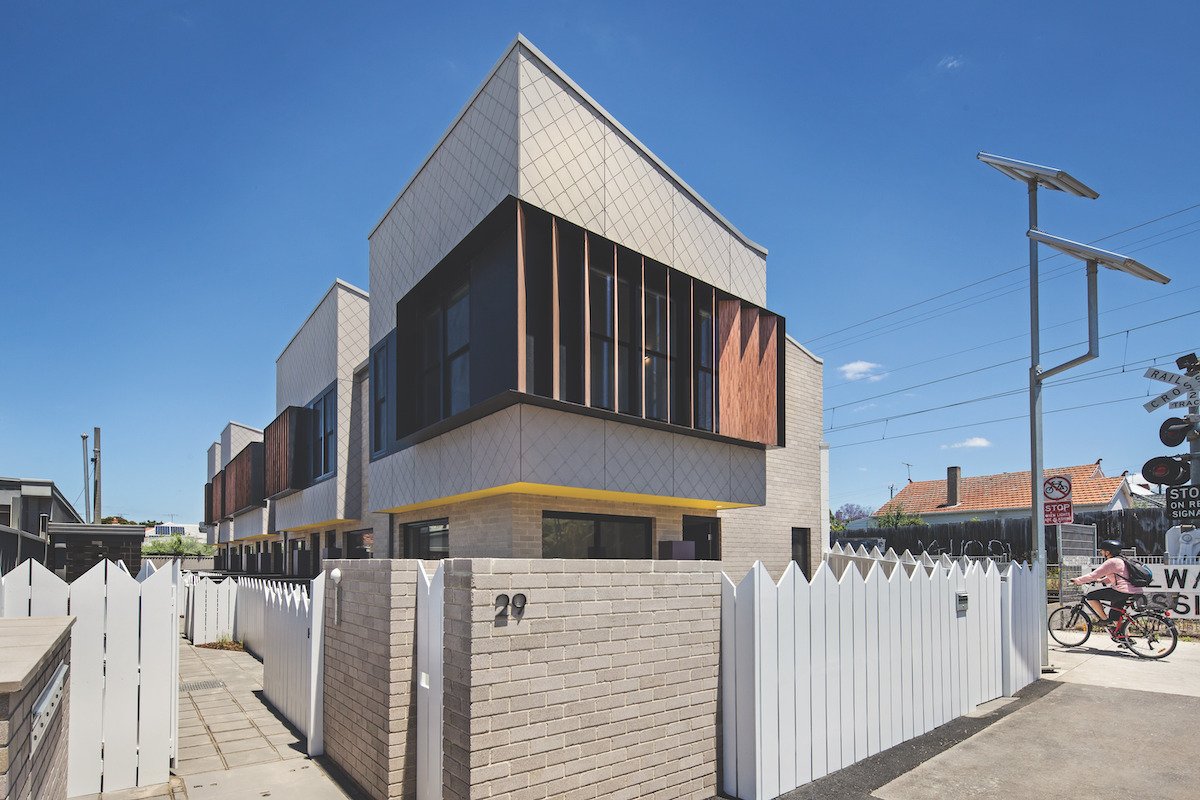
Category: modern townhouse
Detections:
[
  {"x1": 202, "y1": 36, "x2": 826, "y2": 578},
  {"x1": 205, "y1": 280, "x2": 373, "y2": 576},
  {"x1": 364, "y1": 36, "x2": 825, "y2": 577}
]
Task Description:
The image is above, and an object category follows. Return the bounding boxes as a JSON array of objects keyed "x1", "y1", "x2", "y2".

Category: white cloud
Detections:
[
  {"x1": 941, "y1": 436, "x2": 992, "y2": 449},
  {"x1": 852, "y1": 403, "x2": 877, "y2": 412},
  {"x1": 857, "y1": 467, "x2": 869, "y2": 472},
  {"x1": 838, "y1": 360, "x2": 887, "y2": 382},
  {"x1": 938, "y1": 55, "x2": 965, "y2": 70}
]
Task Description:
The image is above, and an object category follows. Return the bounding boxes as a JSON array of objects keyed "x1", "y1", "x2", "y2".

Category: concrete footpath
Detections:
[
  {"x1": 777, "y1": 637, "x2": 1200, "y2": 800},
  {"x1": 175, "y1": 640, "x2": 358, "y2": 799}
]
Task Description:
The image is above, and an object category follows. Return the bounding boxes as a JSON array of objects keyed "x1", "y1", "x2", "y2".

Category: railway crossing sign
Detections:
[
  {"x1": 1043, "y1": 475, "x2": 1073, "y2": 524},
  {"x1": 1143, "y1": 368, "x2": 1200, "y2": 413}
]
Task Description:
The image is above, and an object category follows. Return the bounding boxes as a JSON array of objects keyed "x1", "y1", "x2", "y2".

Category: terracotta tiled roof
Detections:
[{"x1": 874, "y1": 463, "x2": 1124, "y2": 517}]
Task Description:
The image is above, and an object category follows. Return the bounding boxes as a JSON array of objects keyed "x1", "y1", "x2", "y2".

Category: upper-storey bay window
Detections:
[
  {"x1": 375, "y1": 198, "x2": 782, "y2": 453},
  {"x1": 310, "y1": 386, "x2": 336, "y2": 480}
]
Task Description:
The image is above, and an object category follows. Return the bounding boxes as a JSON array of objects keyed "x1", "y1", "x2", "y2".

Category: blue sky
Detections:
[{"x1": 1, "y1": 2, "x2": 1196, "y2": 522}]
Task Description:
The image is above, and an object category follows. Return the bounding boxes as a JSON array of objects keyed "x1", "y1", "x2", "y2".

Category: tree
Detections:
[
  {"x1": 142, "y1": 534, "x2": 214, "y2": 557},
  {"x1": 873, "y1": 503, "x2": 927, "y2": 528}
]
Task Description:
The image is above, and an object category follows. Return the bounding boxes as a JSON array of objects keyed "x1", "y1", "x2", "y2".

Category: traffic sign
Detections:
[
  {"x1": 1143, "y1": 368, "x2": 1200, "y2": 413},
  {"x1": 1167, "y1": 486, "x2": 1200, "y2": 524},
  {"x1": 1043, "y1": 475, "x2": 1073, "y2": 524}
]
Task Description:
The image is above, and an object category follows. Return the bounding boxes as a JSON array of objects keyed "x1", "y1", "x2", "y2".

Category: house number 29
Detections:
[{"x1": 495, "y1": 593, "x2": 527, "y2": 619}]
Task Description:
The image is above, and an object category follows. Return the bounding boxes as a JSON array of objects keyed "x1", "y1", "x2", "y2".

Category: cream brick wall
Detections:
[
  {"x1": 321, "y1": 559, "x2": 422, "y2": 800},
  {"x1": 387, "y1": 493, "x2": 715, "y2": 560},
  {"x1": 720, "y1": 339, "x2": 824, "y2": 578},
  {"x1": 442, "y1": 559, "x2": 724, "y2": 800}
]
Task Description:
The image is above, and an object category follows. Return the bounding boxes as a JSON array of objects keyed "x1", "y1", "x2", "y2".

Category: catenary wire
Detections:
[{"x1": 800, "y1": 202, "x2": 1200, "y2": 344}]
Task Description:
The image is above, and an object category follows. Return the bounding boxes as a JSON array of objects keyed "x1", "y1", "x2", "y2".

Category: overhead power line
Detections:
[
  {"x1": 824, "y1": 347, "x2": 1197, "y2": 434},
  {"x1": 800, "y1": 201, "x2": 1200, "y2": 345},
  {"x1": 816, "y1": 225, "x2": 1200, "y2": 356},
  {"x1": 828, "y1": 393, "x2": 1150, "y2": 450},
  {"x1": 830, "y1": 309, "x2": 1200, "y2": 412},
  {"x1": 824, "y1": 283, "x2": 1200, "y2": 389}
]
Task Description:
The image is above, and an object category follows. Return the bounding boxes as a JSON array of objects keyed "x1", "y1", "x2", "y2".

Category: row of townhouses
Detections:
[{"x1": 204, "y1": 36, "x2": 828, "y2": 579}]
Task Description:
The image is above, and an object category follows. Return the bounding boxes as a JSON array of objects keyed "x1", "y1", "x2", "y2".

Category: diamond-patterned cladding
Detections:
[
  {"x1": 672, "y1": 433, "x2": 731, "y2": 502},
  {"x1": 471, "y1": 405, "x2": 522, "y2": 490},
  {"x1": 520, "y1": 405, "x2": 606, "y2": 489},
  {"x1": 729, "y1": 445, "x2": 767, "y2": 506},
  {"x1": 604, "y1": 421, "x2": 673, "y2": 496},
  {"x1": 604, "y1": 129, "x2": 675, "y2": 266},
  {"x1": 369, "y1": 52, "x2": 520, "y2": 345}
]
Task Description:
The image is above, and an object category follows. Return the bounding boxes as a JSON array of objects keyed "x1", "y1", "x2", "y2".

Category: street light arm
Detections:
[{"x1": 1040, "y1": 260, "x2": 1100, "y2": 381}]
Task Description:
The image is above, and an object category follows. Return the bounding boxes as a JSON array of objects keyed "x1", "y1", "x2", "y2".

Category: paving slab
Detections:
[
  {"x1": 872, "y1": 683, "x2": 1198, "y2": 800},
  {"x1": 184, "y1": 760, "x2": 355, "y2": 799}
]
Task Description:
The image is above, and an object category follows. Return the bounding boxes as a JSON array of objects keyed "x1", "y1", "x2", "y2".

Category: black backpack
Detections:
[{"x1": 1120, "y1": 557, "x2": 1153, "y2": 588}]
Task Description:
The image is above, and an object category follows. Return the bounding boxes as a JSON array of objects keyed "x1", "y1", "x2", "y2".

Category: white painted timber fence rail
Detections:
[
  {"x1": 0, "y1": 558, "x2": 180, "y2": 797},
  {"x1": 186, "y1": 575, "x2": 236, "y2": 644},
  {"x1": 720, "y1": 552, "x2": 1044, "y2": 800}
]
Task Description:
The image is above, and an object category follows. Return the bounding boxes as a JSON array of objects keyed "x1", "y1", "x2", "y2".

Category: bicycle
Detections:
[{"x1": 1047, "y1": 583, "x2": 1178, "y2": 659}]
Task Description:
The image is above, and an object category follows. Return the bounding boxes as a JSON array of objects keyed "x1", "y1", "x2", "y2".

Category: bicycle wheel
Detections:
[
  {"x1": 1123, "y1": 613, "x2": 1178, "y2": 660},
  {"x1": 1048, "y1": 605, "x2": 1091, "y2": 647}
]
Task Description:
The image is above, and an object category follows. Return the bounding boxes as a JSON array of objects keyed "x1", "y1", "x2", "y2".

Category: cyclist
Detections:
[{"x1": 1070, "y1": 538, "x2": 1143, "y2": 642}]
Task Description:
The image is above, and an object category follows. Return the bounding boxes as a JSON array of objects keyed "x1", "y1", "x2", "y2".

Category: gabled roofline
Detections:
[
  {"x1": 277, "y1": 278, "x2": 369, "y2": 363},
  {"x1": 368, "y1": 34, "x2": 768, "y2": 257}
]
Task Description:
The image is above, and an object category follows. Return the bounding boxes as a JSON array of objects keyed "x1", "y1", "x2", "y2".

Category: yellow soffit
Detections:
[
  {"x1": 277, "y1": 518, "x2": 356, "y2": 534},
  {"x1": 375, "y1": 482, "x2": 754, "y2": 515},
  {"x1": 225, "y1": 533, "x2": 279, "y2": 543}
]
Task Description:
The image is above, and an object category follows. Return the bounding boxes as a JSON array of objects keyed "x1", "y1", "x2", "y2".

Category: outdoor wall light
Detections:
[{"x1": 330, "y1": 568, "x2": 342, "y2": 624}]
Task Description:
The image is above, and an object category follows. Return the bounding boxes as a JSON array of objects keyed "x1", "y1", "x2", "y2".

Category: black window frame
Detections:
[
  {"x1": 370, "y1": 337, "x2": 391, "y2": 455},
  {"x1": 400, "y1": 518, "x2": 450, "y2": 560},
  {"x1": 309, "y1": 384, "x2": 337, "y2": 481},
  {"x1": 541, "y1": 511, "x2": 653, "y2": 559}
]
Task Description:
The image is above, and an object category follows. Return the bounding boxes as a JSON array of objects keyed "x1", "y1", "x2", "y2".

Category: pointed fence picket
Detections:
[
  {"x1": 722, "y1": 551, "x2": 1039, "y2": 800},
  {"x1": 416, "y1": 562, "x2": 445, "y2": 800},
  {"x1": 0, "y1": 558, "x2": 179, "y2": 796}
]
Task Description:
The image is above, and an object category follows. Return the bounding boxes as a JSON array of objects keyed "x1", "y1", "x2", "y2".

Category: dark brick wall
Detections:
[{"x1": 51, "y1": 534, "x2": 143, "y2": 581}]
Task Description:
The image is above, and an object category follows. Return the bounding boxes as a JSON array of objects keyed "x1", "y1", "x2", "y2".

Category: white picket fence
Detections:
[
  {"x1": 416, "y1": 562, "x2": 445, "y2": 800},
  {"x1": 721, "y1": 550, "x2": 1041, "y2": 800},
  {"x1": 0, "y1": 559, "x2": 179, "y2": 797},
  {"x1": 213, "y1": 576, "x2": 327, "y2": 756},
  {"x1": 185, "y1": 576, "x2": 237, "y2": 644}
]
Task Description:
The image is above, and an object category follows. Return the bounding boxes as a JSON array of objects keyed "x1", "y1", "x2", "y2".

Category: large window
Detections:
[
  {"x1": 644, "y1": 262, "x2": 668, "y2": 421},
  {"x1": 589, "y1": 253, "x2": 615, "y2": 410},
  {"x1": 417, "y1": 283, "x2": 471, "y2": 427},
  {"x1": 371, "y1": 342, "x2": 389, "y2": 453},
  {"x1": 400, "y1": 519, "x2": 449, "y2": 560},
  {"x1": 542, "y1": 511, "x2": 652, "y2": 559},
  {"x1": 694, "y1": 295, "x2": 714, "y2": 431},
  {"x1": 309, "y1": 386, "x2": 336, "y2": 480}
]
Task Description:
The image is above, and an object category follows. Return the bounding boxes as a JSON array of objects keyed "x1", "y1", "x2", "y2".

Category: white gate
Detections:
[
  {"x1": 185, "y1": 576, "x2": 237, "y2": 644},
  {"x1": 416, "y1": 562, "x2": 445, "y2": 800},
  {"x1": 0, "y1": 559, "x2": 179, "y2": 796}
]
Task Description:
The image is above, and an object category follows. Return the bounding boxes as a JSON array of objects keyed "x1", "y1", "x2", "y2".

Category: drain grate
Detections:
[{"x1": 179, "y1": 679, "x2": 226, "y2": 693}]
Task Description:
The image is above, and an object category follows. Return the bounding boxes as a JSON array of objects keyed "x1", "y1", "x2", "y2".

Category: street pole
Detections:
[
  {"x1": 93, "y1": 426, "x2": 102, "y2": 524},
  {"x1": 81, "y1": 434, "x2": 91, "y2": 525},
  {"x1": 1027, "y1": 179, "x2": 1051, "y2": 669}
]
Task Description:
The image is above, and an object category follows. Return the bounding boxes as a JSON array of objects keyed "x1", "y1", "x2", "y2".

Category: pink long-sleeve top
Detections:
[{"x1": 1076, "y1": 557, "x2": 1144, "y2": 595}]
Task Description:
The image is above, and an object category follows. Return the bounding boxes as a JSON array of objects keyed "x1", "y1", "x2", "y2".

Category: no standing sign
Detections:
[{"x1": 1043, "y1": 474, "x2": 1073, "y2": 525}]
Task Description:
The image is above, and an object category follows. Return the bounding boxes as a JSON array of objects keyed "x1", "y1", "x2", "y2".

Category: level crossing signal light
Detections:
[{"x1": 1142, "y1": 455, "x2": 1190, "y2": 487}]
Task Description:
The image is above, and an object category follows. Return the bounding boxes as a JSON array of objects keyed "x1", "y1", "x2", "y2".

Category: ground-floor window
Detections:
[
  {"x1": 792, "y1": 527, "x2": 811, "y2": 578},
  {"x1": 344, "y1": 529, "x2": 373, "y2": 558},
  {"x1": 541, "y1": 511, "x2": 653, "y2": 559},
  {"x1": 399, "y1": 519, "x2": 449, "y2": 560}
]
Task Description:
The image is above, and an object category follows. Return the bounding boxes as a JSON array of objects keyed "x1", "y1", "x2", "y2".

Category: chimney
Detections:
[{"x1": 947, "y1": 466, "x2": 962, "y2": 506}]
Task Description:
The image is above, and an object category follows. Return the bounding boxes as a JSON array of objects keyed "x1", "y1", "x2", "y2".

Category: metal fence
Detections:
[{"x1": 1056, "y1": 524, "x2": 1097, "y2": 602}]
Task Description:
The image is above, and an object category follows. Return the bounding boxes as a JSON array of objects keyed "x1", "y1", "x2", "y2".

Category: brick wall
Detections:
[
  {"x1": 720, "y1": 339, "x2": 824, "y2": 578},
  {"x1": 0, "y1": 629, "x2": 71, "y2": 800},
  {"x1": 321, "y1": 559, "x2": 422, "y2": 799},
  {"x1": 442, "y1": 558, "x2": 724, "y2": 800},
  {"x1": 389, "y1": 493, "x2": 711, "y2": 560}
]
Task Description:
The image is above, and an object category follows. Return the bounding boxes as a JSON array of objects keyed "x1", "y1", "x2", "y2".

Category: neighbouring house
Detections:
[
  {"x1": 201, "y1": 35, "x2": 828, "y2": 578},
  {"x1": 871, "y1": 461, "x2": 1133, "y2": 526},
  {"x1": 46, "y1": 522, "x2": 145, "y2": 581},
  {"x1": 0, "y1": 478, "x2": 84, "y2": 574}
]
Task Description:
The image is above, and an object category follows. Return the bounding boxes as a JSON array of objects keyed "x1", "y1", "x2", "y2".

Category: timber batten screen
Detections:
[{"x1": 265, "y1": 405, "x2": 314, "y2": 498}]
